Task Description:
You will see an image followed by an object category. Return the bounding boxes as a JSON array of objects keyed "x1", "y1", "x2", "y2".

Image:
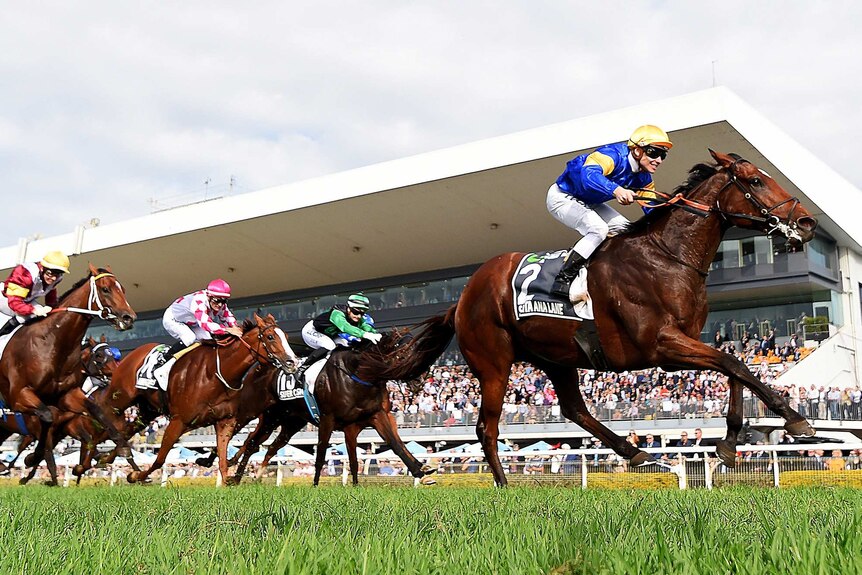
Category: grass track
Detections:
[{"x1": 2, "y1": 486, "x2": 861, "y2": 575}]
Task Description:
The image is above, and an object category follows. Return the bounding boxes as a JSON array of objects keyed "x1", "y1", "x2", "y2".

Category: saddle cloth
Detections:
[
  {"x1": 276, "y1": 356, "x2": 327, "y2": 400},
  {"x1": 512, "y1": 250, "x2": 594, "y2": 321},
  {"x1": 135, "y1": 343, "x2": 200, "y2": 390}
]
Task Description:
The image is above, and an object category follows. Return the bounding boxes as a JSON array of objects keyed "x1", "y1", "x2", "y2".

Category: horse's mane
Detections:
[
  {"x1": 57, "y1": 268, "x2": 111, "y2": 302},
  {"x1": 620, "y1": 162, "x2": 720, "y2": 236},
  {"x1": 242, "y1": 318, "x2": 255, "y2": 333}
]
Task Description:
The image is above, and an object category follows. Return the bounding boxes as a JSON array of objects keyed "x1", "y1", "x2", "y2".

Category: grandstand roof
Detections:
[{"x1": 3, "y1": 87, "x2": 860, "y2": 312}]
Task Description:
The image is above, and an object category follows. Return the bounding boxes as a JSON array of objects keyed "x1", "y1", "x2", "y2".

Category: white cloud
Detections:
[{"x1": 0, "y1": 1, "x2": 859, "y2": 244}]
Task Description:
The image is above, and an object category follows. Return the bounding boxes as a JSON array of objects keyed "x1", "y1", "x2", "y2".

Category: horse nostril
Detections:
[{"x1": 797, "y1": 216, "x2": 818, "y2": 232}]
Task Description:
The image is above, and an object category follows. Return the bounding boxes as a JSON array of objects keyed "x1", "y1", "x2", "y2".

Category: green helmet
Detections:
[{"x1": 347, "y1": 293, "x2": 370, "y2": 311}]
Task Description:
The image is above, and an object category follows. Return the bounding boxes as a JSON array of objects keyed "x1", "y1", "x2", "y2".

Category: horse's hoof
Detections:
[
  {"x1": 44, "y1": 480, "x2": 58, "y2": 487},
  {"x1": 127, "y1": 471, "x2": 140, "y2": 483},
  {"x1": 785, "y1": 420, "x2": 816, "y2": 437},
  {"x1": 715, "y1": 441, "x2": 738, "y2": 468},
  {"x1": 116, "y1": 446, "x2": 132, "y2": 458},
  {"x1": 225, "y1": 476, "x2": 240, "y2": 487},
  {"x1": 72, "y1": 464, "x2": 85, "y2": 477},
  {"x1": 0, "y1": 462, "x2": 8, "y2": 474},
  {"x1": 419, "y1": 475, "x2": 436, "y2": 486},
  {"x1": 630, "y1": 451, "x2": 656, "y2": 467},
  {"x1": 18, "y1": 477, "x2": 30, "y2": 485},
  {"x1": 195, "y1": 457, "x2": 213, "y2": 467},
  {"x1": 24, "y1": 453, "x2": 40, "y2": 467},
  {"x1": 420, "y1": 465, "x2": 437, "y2": 475}
]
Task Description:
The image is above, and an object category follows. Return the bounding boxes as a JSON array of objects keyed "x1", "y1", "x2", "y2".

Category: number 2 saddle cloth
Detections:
[{"x1": 511, "y1": 249, "x2": 594, "y2": 322}]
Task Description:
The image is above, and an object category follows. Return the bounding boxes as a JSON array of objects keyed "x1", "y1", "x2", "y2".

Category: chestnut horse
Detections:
[
  {"x1": 0, "y1": 265, "x2": 136, "y2": 483},
  {"x1": 226, "y1": 331, "x2": 433, "y2": 485},
  {"x1": 381, "y1": 150, "x2": 819, "y2": 486},
  {"x1": 0, "y1": 337, "x2": 123, "y2": 483},
  {"x1": 103, "y1": 314, "x2": 297, "y2": 484}
]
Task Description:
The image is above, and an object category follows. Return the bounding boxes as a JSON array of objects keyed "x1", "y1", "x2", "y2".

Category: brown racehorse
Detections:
[
  {"x1": 0, "y1": 265, "x2": 136, "y2": 484},
  {"x1": 0, "y1": 337, "x2": 123, "y2": 484},
  {"x1": 379, "y1": 150, "x2": 819, "y2": 486},
  {"x1": 227, "y1": 331, "x2": 434, "y2": 485},
  {"x1": 104, "y1": 314, "x2": 296, "y2": 484}
]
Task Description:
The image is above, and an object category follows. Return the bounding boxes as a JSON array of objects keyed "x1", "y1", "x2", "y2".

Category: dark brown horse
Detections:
[
  {"x1": 381, "y1": 150, "x2": 819, "y2": 486},
  {"x1": 103, "y1": 314, "x2": 296, "y2": 484},
  {"x1": 0, "y1": 265, "x2": 136, "y2": 484},
  {"x1": 0, "y1": 337, "x2": 123, "y2": 483},
  {"x1": 227, "y1": 331, "x2": 433, "y2": 485}
]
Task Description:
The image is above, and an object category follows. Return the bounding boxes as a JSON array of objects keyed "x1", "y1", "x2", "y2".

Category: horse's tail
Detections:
[{"x1": 366, "y1": 305, "x2": 457, "y2": 382}]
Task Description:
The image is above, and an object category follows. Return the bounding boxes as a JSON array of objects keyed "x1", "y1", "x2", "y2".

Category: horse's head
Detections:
[
  {"x1": 709, "y1": 149, "x2": 817, "y2": 248},
  {"x1": 86, "y1": 264, "x2": 137, "y2": 330},
  {"x1": 81, "y1": 336, "x2": 122, "y2": 384},
  {"x1": 241, "y1": 313, "x2": 297, "y2": 375}
]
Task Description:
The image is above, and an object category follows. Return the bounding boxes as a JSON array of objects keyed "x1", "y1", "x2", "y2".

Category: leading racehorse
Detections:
[
  {"x1": 379, "y1": 150, "x2": 819, "y2": 486},
  {"x1": 0, "y1": 264, "x2": 136, "y2": 483}
]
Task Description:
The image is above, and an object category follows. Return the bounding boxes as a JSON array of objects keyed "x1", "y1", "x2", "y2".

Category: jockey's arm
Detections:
[
  {"x1": 329, "y1": 308, "x2": 367, "y2": 339},
  {"x1": 580, "y1": 153, "x2": 621, "y2": 202}
]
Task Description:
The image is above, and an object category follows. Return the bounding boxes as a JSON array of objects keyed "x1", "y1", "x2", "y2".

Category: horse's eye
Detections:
[
  {"x1": 750, "y1": 177, "x2": 763, "y2": 187},
  {"x1": 101, "y1": 286, "x2": 110, "y2": 294}
]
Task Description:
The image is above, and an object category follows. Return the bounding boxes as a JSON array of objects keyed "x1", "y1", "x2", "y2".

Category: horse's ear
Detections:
[
  {"x1": 709, "y1": 149, "x2": 735, "y2": 168},
  {"x1": 100, "y1": 335, "x2": 107, "y2": 343},
  {"x1": 88, "y1": 263, "x2": 99, "y2": 275},
  {"x1": 88, "y1": 336, "x2": 97, "y2": 346},
  {"x1": 254, "y1": 313, "x2": 265, "y2": 327},
  {"x1": 266, "y1": 313, "x2": 277, "y2": 323}
]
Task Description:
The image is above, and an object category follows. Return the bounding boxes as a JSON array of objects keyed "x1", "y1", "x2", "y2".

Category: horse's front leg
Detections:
[
  {"x1": 344, "y1": 425, "x2": 362, "y2": 486},
  {"x1": 84, "y1": 396, "x2": 132, "y2": 457},
  {"x1": 715, "y1": 380, "x2": 744, "y2": 468},
  {"x1": 128, "y1": 418, "x2": 186, "y2": 484},
  {"x1": 654, "y1": 330, "x2": 814, "y2": 436},
  {"x1": 215, "y1": 419, "x2": 238, "y2": 486}
]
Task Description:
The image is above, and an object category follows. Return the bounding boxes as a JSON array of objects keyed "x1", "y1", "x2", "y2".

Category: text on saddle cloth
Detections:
[
  {"x1": 277, "y1": 355, "x2": 328, "y2": 401},
  {"x1": 512, "y1": 250, "x2": 594, "y2": 321}
]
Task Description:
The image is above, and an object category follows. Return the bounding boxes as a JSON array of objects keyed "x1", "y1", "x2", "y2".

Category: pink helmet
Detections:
[{"x1": 206, "y1": 279, "x2": 231, "y2": 298}]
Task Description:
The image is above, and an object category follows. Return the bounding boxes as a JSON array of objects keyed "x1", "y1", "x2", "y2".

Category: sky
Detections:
[{"x1": 1, "y1": 2, "x2": 859, "y2": 246}]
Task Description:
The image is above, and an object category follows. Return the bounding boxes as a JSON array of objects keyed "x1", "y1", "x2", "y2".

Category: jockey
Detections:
[
  {"x1": 0, "y1": 251, "x2": 70, "y2": 337},
  {"x1": 152, "y1": 278, "x2": 244, "y2": 386},
  {"x1": 547, "y1": 125, "x2": 673, "y2": 298},
  {"x1": 294, "y1": 293, "x2": 382, "y2": 383}
]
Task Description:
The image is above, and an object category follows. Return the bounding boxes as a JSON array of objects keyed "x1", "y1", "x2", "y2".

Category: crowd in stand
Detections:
[{"x1": 387, "y1": 335, "x2": 862, "y2": 428}]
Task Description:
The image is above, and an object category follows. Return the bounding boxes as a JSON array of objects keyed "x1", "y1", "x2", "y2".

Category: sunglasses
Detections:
[
  {"x1": 42, "y1": 268, "x2": 63, "y2": 277},
  {"x1": 348, "y1": 307, "x2": 366, "y2": 315},
  {"x1": 210, "y1": 297, "x2": 228, "y2": 305},
  {"x1": 642, "y1": 145, "x2": 669, "y2": 160}
]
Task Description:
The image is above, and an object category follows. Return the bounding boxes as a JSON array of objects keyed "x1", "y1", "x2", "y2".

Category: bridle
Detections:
[
  {"x1": 214, "y1": 322, "x2": 294, "y2": 390},
  {"x1": 635, "y1": 158, "x2": 806, "y2": 244},
  {"x1": 713, "y1": 159, "x2": 805, "y2": 244},
  {"x1": 50, "y1": 273, "x2": 128, "y2": 324},
  {"x1": 82, "y1": 342, "x2": 115, "y2": 386}
]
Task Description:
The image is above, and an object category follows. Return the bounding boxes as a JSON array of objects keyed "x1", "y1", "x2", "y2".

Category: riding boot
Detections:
[
  {"x1": 294, "y1": 347, "x2": 329, "y2": 384},
  {"x1": 0, "y1": 317, "x2": 21, "y2": 338},
  {"x1": 550, "y1": 252, "x2": 588, "y2": 299}
]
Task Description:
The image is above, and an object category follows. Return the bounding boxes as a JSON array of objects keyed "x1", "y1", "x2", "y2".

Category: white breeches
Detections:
[
  {"x1": 546, "y1": 183, "x2": 629, "y2": 259},
  {"x1": 163, "y1": 309, "x2": 212, "y2": 346},
  {"x1": 301, "y1": 321, "x2": 348, "y2": 350}
]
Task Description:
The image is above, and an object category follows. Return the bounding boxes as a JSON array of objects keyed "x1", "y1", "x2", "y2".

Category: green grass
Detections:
[{"x1": 1, "y1": 486, "x2": 861, "y2": 575}]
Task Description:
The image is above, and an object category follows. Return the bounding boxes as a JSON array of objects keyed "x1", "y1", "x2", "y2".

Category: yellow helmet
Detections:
[
  {"x1": 627, "y1": 125, "x2": 673, "y2": 150},
  {"x1": 40, "y1": 250, "x2": 70, "y2": 274}
]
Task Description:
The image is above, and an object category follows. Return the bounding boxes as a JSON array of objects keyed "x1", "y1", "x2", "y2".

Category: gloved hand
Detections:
[
  {"x1": 362, "y1": 332, "x2": 383, "y2": 344},
  {"x1": 225, "y1": 325, "x2": 244, "y2": 337},
  {"x1": 32, "y1": 305, "x2": 52, "y2": 317}
]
